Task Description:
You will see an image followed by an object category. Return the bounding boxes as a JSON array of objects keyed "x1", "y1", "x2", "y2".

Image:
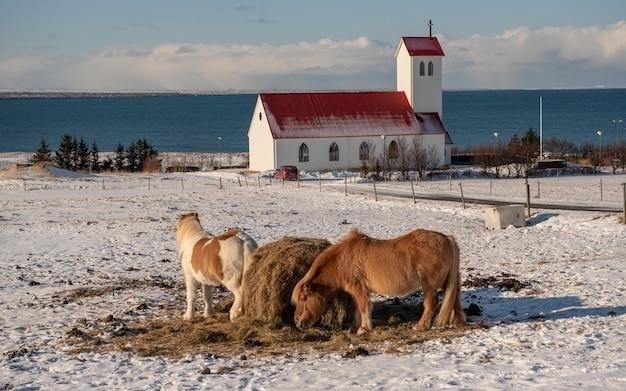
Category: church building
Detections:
[{"x1": 247, "y1": 25, "x2": 452, "y2": 172}]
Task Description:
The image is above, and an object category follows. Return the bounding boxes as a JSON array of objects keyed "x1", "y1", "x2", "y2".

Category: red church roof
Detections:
[
  {"x1": 260, "y1": 91, "x2": 447, "y2": 139},
  {"x1": 401, "y1": 37, "x2": 445, "y2": 56}
]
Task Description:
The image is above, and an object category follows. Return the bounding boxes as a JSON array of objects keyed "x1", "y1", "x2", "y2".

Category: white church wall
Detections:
[
  {"x1": 419, "y1": 133, "x2": 446, "y2": 167},
  {"x1": 411, "y1": 56, "x2": 442, "y2": 117},
  {"x1": 248, "y1": 97, "x2": 276, "y2": 172},
  {"x1": 275, "y1": 134, "x2": 446, "y2": 172},
  {"x1": 275, "y1": 137, "x2": 366, "y2": 172},
  {"x1": 396, "y1": 42, "x2": 413, "y2": 106}
]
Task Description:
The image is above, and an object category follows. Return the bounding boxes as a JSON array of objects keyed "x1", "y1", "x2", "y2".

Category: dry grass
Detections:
[{"x1": 65, "y1": 296, "x2": 483, "y2": 359}]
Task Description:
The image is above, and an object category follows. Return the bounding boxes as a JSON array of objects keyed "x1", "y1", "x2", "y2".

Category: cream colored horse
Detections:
[
  {"x1": 176, "y1": 212, "x2": 257, "y2": 321},
  {"x1": 291, "y1": 228, "x2": 465, "y2": 334}
]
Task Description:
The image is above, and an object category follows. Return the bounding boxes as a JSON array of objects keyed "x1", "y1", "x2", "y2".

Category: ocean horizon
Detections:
[{"x1": 1, "y1": 88, "x2": 625, "y2": 153}]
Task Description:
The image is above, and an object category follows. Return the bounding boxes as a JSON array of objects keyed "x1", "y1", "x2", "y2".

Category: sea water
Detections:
[{"x1": 0, "y1": 89, "x2": 624, "y2": 153}]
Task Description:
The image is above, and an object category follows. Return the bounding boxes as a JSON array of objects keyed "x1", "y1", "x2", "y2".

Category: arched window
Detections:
[
  {"x1": 359, "y1": 141, "x2": 369, "y2": 161},
  {"x1": 419, "y1": 61, "x2": 425, "y2": 76},
  {"x1": 388, "y1": 140, "x2": 398, "y2": 160},
  {"x1": 259, "y1": 111, "x2": 263, "y2": 121},
  {"x1": 428, "y1": 61, "x2": 434, "y2": 76},
  {"x1": 299, "y1": 143, "x2": 309, "y2": 162},
  {"x1": 329, "y1": 142, "x2": 339, "y2": 161}
]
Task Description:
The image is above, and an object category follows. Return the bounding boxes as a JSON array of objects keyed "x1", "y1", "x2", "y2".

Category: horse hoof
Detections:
[
  {"x1": 356, "y1": 327, "x2": 369, "y2": 336},
  {"x1": 412, "y1": 323, "x2": 429, "y2": 332},
  {"x1": 183, "y1": 314, "x2": 194, "y2": 321}
]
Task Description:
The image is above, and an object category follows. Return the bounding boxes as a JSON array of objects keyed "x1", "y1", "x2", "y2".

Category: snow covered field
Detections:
[{"x1": 1, "y1": 159, "x2": 625, "y2": 390}]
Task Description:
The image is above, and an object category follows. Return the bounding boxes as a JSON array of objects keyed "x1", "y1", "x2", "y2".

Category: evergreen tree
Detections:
[
  {"x1": 55, "y1": 134, "x2": 76, "y2": 170},
  {"x1": 126, "y1": 141, "x2": 138, "y2": 172},
  {"x1": 32, "y1": 139, "x2": 52, "y2": 163},
  {"x1": 522, "y1": 128, "x2": 540, "y2": 146},
  {"x1": 114, "y1": 143, "x2": 126, "y2": 171},
  {"x1": 134, "y1": 138, "x2": 158, "y2": 171},
  {"x1": 89, "y1": 140, "x2": 100, "y2": 172},
  {"x1": 507, "y1": 133, "x2": 521, "y2": 150},
  {"x1": 101, "y1": 156, "x2": 113, "y2": 171},
  {"x1": 76, "y1": 137, "x2": 90, "y2": 170}
]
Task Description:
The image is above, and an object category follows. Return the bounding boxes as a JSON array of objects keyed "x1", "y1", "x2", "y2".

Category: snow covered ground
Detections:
[{"x1": 1, "y1": 158, "x2": 625, "y2": 390}]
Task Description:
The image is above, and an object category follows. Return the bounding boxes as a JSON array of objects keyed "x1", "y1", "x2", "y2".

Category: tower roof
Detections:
[{"x1": 400, "y1": 37, "x2": 445, "y2": 56}]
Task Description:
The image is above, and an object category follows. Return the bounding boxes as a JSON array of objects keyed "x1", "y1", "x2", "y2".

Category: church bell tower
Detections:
[{"x1": 395, "y1": 20, "x2": 444, "y2": 117}]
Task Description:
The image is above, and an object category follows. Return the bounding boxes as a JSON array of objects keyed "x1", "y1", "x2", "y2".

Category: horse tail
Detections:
[
  {"x1": 239, "y1": 232, "x2": 258, "y2": 303},
  {"x1": 434, "y1": 235, "x2": 465, "y2": 328}
]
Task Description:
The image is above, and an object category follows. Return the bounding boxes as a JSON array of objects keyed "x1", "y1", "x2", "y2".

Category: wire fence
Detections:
[
  {"x1": 2, "y1": 169, "x2": 625, "y2": 213},
  {"x1": 249, "y1": 174, "x2": 626, "y2": 205}
]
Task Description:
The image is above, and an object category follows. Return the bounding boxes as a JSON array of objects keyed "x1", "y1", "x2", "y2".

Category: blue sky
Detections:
[{"x1": 1, "y1": 0, "x2": 625, "y2": 91}]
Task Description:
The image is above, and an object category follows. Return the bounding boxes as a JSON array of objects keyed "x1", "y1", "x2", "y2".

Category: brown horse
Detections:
[
  {"x1": 176, "y1": 212, "x2": 258, "y2": 321},
  {"x1": 291, "y1": 228, "x2": 465, "y2": 334}
]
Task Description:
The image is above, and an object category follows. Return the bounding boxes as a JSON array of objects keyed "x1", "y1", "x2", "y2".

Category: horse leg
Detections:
[
  {"x1": 348, "y1": 290, "x2": 372, "y2": 335},
  {"x1": 202, "y1": 284, "x2": 215, "y2": 318},
  {"x1": 229, "y1": 287, "x2": 243, "y2": 320},
  {"x1": 414, "y1": 287, "x2": 437, "y2": 331},
  {"x1": 183, "y1": 274, "x2": 198, "y2": 321},
  {"x1": 351, "y1": 308, "x2": 362, "y2": 333}
]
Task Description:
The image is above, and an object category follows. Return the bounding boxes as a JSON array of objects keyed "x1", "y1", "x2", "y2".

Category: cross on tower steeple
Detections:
[{"x1": 429, "y1": 19, "x2": 433, "y2": 38}]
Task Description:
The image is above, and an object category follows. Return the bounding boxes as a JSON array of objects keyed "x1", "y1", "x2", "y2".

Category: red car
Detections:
[{"x1": 274, "y1": 165, "x2": 299, "y2": 180}]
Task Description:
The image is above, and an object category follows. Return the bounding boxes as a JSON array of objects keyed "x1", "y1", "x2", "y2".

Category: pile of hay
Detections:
[{"x1": 243, "y1": 236, "x2": 355, "y2": 330}]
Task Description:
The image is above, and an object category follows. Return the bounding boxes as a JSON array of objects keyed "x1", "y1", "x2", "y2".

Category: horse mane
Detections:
[
  {"x1": 344, "y1": 228, "x2": 367, "y2": 241},
  {"x1": 178, "y1": 211, "x2": 198, "y2": 222},
  {"x1": 222, "y1": 228, "x2": 240, "y2": 236},
  {"x1": 296, "y1": 229, "x2": 365, "y2": 288}
]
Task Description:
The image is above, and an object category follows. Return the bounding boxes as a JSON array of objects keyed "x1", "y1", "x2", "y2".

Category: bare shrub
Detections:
[{"x1": 143, "y1": 156, "x2": 162, "y2": 173}]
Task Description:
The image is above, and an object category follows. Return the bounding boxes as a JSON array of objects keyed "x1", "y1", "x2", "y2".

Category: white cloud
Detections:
[
  {"x1": 1, "y1": 22, "x2": 625, "y2": 91},
  {"x1": 441, "y1": 21, "x2": 626, "y2": 89}
]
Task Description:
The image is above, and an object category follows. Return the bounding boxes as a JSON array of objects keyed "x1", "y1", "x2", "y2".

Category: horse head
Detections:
[{"x1": 292, "y1": 281, "x2": 327, "y2": 329}]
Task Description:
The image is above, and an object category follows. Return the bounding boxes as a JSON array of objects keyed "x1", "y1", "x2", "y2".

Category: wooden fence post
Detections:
[
  {"x1": 410, "y1": 177, "x2": 416, "y2": 204},
  {"x1": 257, "y1": 176, "x2": 261, "y2": 189},
  {"x1": 458, "y1": 183, "x2": 466, "y2": 209},
  {"x1": 373, "y1": 180, "x2": 378, "y2": 202},
  {"x1": 319, "y1": 176, "x2": 322, "y2": 192},
  {"x1": 525, "y1": 178, "x2": 531, "y2": 218},
  {"x1": 600, "y1": 179, "x2": 603, "y2": 201},
  {"x1": 622, "y1": 183, "x2": 626, "y2": 224},
  {"x1": 219, "y1": 177, "x2": 223, "y2": 189},
  {"x1": 148, "y1": 177, "x2": 151, "y2": 190},
  {"x1": 344, "y1": 177, "x2": 347, "y2": 196}
]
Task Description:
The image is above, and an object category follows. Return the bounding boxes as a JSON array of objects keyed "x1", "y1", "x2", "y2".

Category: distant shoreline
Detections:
[
  {"x1": 0, "y1": 91, "x2": 250, "y2": 99},
  {"x1": 2, "y1": 87, "x2": 625, "y2": 99}
]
